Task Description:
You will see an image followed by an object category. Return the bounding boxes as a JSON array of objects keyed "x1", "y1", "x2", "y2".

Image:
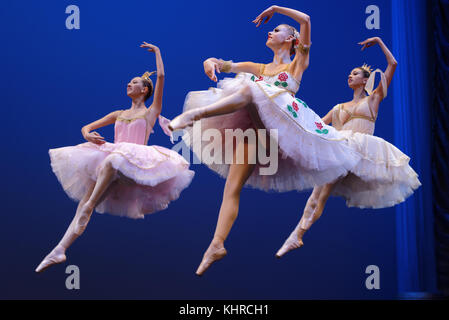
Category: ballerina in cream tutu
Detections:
[
  {"x1": 276, "y1": 37, "x2": 421, "y2": 257},
  {"x1": 35, "y1": 42, "x2": 194, "y2": 273},
  {"x1": 168, "y1": 5, "x2": 366, "y2": 275}
]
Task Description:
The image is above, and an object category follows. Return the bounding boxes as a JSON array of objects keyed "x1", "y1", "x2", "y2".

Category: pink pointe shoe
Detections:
[
  {"x1": 275, "y1": 232, "x2": 304, "y2": 258},
  {"x1": 195, "y1": 245, "x2": 227, "y2": 276},
  {"x1": 35, "y1": 246, "x2": 67, "y2": 273},
  {"x1": 168, "y1": 109, "x2": 205, "y2": 132}
]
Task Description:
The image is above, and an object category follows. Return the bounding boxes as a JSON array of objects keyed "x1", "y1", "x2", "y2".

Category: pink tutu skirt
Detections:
[{"x1": 49, "y1": 142, "x2": 195, "y2": 219}]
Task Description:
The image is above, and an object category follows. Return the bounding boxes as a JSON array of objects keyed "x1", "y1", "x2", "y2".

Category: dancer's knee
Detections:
[
  {"x1": 238, "y1": 84, "x2": 252, "y2": 104},
  {"x1": 100, "y1": 156, "x2": 118, "y2": 176}
]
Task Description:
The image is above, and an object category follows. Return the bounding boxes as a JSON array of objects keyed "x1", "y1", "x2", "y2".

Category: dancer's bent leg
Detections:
[
  {"x1": 276, "y1": 182, "x2": 336, "y2": 258},
  {"x1": 36, "y1": 157, "x2": 118, "y2": 273}
]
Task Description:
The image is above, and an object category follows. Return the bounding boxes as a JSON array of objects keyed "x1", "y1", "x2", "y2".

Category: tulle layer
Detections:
[
  {"x1": 181, "y1": 74, "x2": 420, "y2": 208},
  {"x1": 332, "y1": 131, "x2": 421, "y2": 208},
  {"x1": 182, "y1": 74, "x2": 361, "y2": 192},
  {"x1": 49, "y1": 142, "x2": 194, "y2": 219}
]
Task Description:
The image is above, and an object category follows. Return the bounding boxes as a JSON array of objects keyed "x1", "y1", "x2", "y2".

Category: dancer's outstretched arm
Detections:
[
  {"x1": 203, "y1": 58, "x2": 262, "y2": 82},
  {"x1": 359, "y1": 37, "x2": 397, "y2": 105}
]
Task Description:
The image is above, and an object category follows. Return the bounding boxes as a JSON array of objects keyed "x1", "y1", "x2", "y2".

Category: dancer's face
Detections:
[
  {"x1": 348, "y1": 68, "x2": 368, "y2": 89},
  {"x1": 266, "y1": 25, "x2": 293, "y2": 51},
  {"x1": 127, "y1": 77, "x2": 147, "y2": 98}
]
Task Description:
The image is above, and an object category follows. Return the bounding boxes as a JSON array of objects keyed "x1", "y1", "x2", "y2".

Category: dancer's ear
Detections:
[{"x1": 285, "y1": 35, "x2": 295, "y2": 43}]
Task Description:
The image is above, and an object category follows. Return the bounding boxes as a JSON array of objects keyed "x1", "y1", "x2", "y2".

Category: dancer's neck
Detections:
[
  {"x1": 272, "y1": 47, "x2": 291, "y2": 66},
  {"x1": 130, "y1": 97, "x2": 146, "y2": 110},
  {"x1": 352, "y1": 86, "x2": 367, "y2": 103}
]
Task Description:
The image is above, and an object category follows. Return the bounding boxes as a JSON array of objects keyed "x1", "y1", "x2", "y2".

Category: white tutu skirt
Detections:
[
  {"x1": 181, "y1": 73, "x2": 420, "y2": 208},
  {"x1": 182, "y1": 73, "x2": 361, "y2": 192},
  {"x1": 49, "y1": 142, "x2": 195, "y2": 219}
]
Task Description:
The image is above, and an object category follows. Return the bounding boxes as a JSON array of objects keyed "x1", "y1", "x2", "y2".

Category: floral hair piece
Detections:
[{"x1": 293, "y1": 30, "x2": 301, "y2": 49}]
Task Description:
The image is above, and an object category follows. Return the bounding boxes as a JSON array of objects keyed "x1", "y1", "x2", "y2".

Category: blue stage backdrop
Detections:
[{"x1": 0, "y1": 0, "x2": 434, "y2": 299}]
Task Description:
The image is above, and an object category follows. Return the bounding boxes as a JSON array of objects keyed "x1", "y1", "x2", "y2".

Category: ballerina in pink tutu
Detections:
[
  {"x1": 276, "y1": 37, "x2": 421, "y2": 257},
  {"x1": 168, "y1": 6, "x2": 420, "y2": 276},
  {"x1": 35, "y1": 42, "x2": 194, "y2": 273}
]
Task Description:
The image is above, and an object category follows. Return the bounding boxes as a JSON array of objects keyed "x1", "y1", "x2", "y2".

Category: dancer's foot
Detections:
[
  {"x1": 275, "y1": 230, "x2": 304, "y2": 258},
  {"x1": 195, "y1": 241, "x2": 227, "y2": 276},
  {"x1": 35, "y1": 245, "x2": 66, "y2": 273},
  {"x1": 168, "y1": 109, "x2": 203, "y2": 132}
]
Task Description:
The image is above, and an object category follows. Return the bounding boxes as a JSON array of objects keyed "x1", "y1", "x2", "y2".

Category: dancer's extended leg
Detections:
[
  {"x1": 276, "y1": 182, "x2": 336, "y2": 258},
  {"x1": 35, "y1": 183, "x2": 95, "y2": 272},
  {"x1": 196, "y1": 139, "x2": 257, "y2": 276},
  {"x1": 35, "y1": 158, "x2": 118, "y2": 273},
  {"x1": 168, "y1": 84, "x2": 252, "y2": 131}
]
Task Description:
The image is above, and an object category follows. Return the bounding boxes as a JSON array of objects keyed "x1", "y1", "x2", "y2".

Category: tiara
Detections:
[
  {"x1": 360, "y1": 63, "x2": 373, "y2": 74},
  {"x1": 141, "y1": 71, "x2": 156, "y2": 82}
]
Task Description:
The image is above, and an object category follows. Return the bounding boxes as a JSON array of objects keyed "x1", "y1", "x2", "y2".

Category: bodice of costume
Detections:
[
  {"x1": 114, "y1": 115, "x2": 149, "y2": 145},
  {"x1": 332, "y1": 99, "x2": 376, "y2": 135},
  {"x1": 331, "y1": 68, "x2": 388, "y2": 135},
  {"x1": 252, "y1": 64, "x2": 301, "y2": 96}
]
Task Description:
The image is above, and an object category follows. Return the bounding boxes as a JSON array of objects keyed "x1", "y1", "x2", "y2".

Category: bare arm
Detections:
[
  {"x1": 277, "y1": 6, "x2": 311, "y2": 76},
  {"x1": 321, "y1": 108, "x2": 333, "y2": 125},
  {"x1": 140, "y1": 42, "x2": 165, "y2": 113},
  {"x1": 140, "y1": 42, "x2": 165, "y2": 137},
  {"x1": 359, "y1": 37, "x2": 397, "y2": 103},
  {"x1": 253, "y1": 5, "x2": 311, "y2": 78},
  {"x1": 81, "y1": 110, "x2": 122, "y2": 144},
  {"x1": 271, "y1": 6, "x2": 311, "y2": 46}
]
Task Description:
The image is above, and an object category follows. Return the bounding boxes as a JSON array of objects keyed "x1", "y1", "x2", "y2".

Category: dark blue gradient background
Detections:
[{"x1": 1, "y1": 0, "x2": 404, "y2": 299}]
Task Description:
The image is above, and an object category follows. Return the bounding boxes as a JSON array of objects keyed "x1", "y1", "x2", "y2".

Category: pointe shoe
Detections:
[
  {"x1": 35, "y1": 247, "x2": 67, "y2": 273},
  {"x1": 195, "y1": 246, "x2": 227, "y2": 276},
  {"x1": 275, "y1": 233, "x2": 304, "y2": 258},
  {"x1": 168, "y1": 109, "x2": 204, "y2": 132}
]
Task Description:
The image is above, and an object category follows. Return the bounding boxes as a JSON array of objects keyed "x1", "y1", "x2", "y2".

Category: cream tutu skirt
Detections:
[{"x1": 331, "y1": 131, "x2": 421, "y2": 208}]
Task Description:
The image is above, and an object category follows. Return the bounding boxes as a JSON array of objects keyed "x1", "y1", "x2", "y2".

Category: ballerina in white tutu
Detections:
[
  {"x1": 168, "y1": 5, "x2": 367, "y2": 275},
  {"x1": 35, "y1": 42, "x2": 194, "y2": 273},
  {"x1": 276, "y1": 37, "x2": 421, "y2": 257}
]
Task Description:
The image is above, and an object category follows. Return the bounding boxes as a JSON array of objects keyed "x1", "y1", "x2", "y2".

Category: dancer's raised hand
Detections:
[
  {"x1": 140, "y1": 41, "x2": 159, "y2": 53},
  {"x1": 253, "y1": 6, "x2": 277, "y2": 27},
  {"x1": 358, "y1": 37, "x2": 380, "y2": 51}
]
